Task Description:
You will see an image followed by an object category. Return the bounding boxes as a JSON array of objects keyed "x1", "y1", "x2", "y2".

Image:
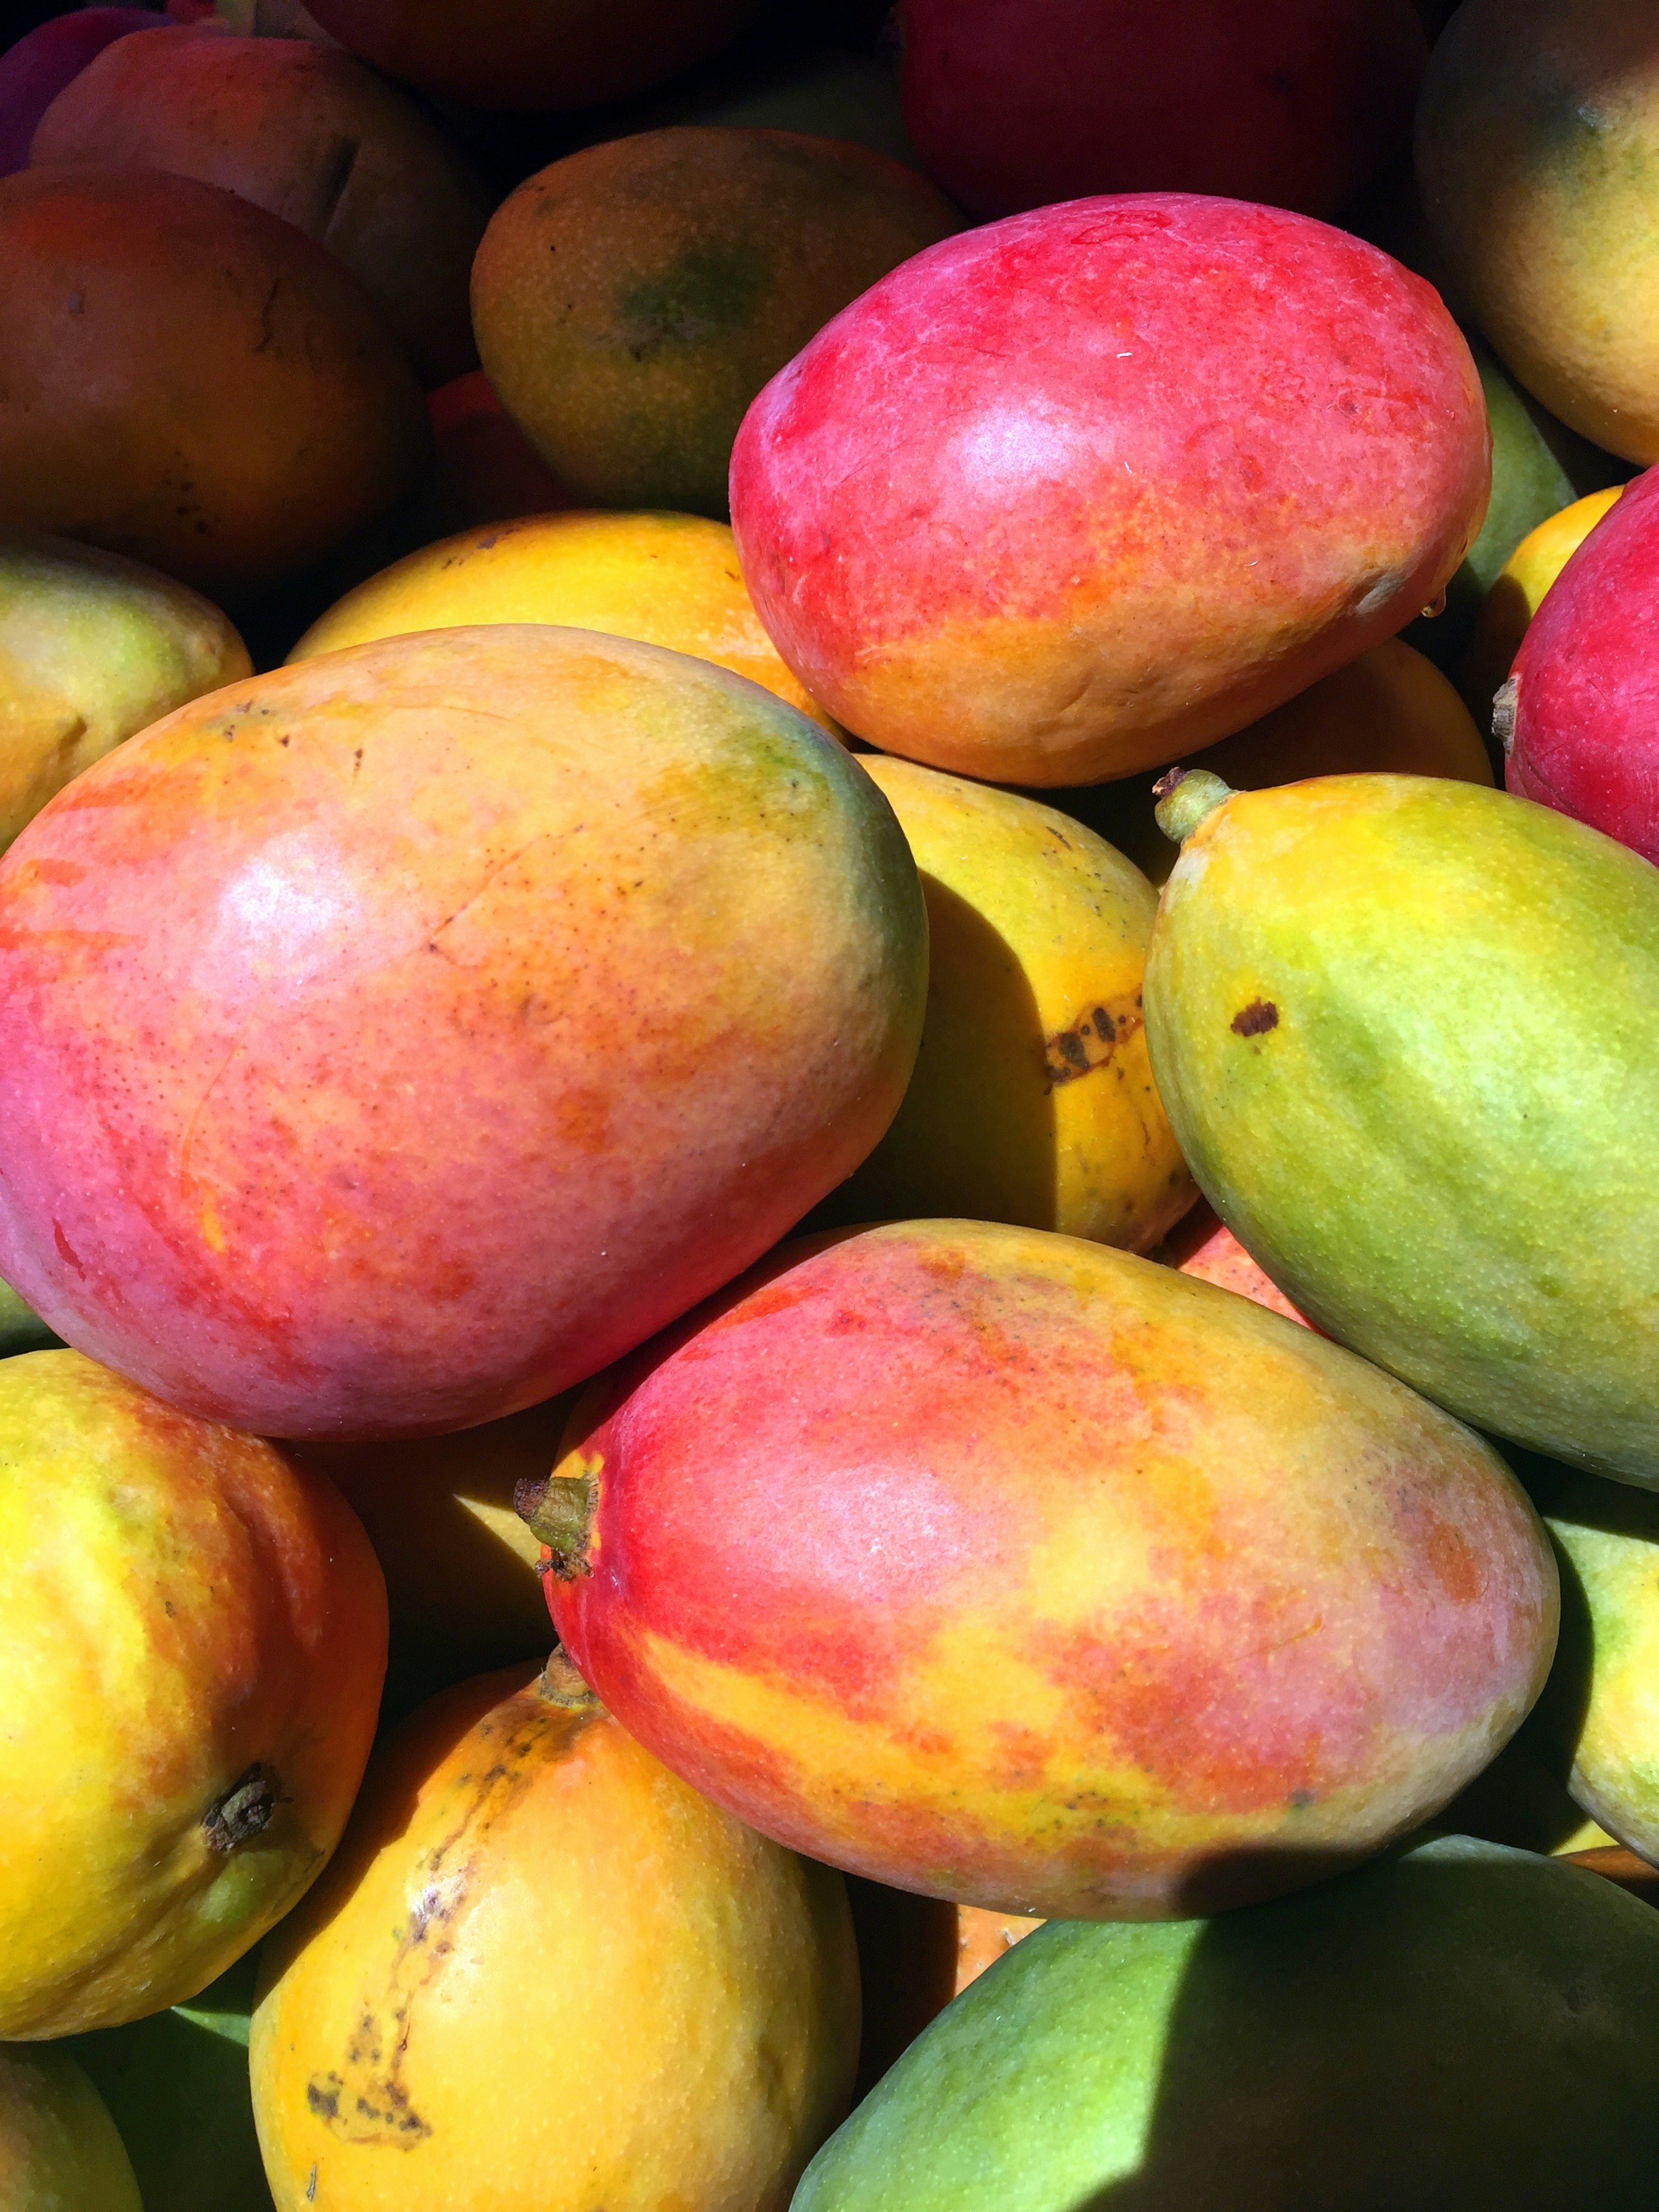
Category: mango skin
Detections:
[
  {"x1": 0, "y1": 1351, "x2": 386, "y2": 2037},
  {"x1": 0, "y1": 530, "x2": 250, "y2": 851},
  {"x1": 1463, "y1": 484, "x2": 1623, "y2": 724},
  {"x1": 0, "y1": 626, "x2": 925, "y2": 1439},
  {"x1": 0, "y1": 2045, "x2": 141, "y2": 2212},
  {"x1": 548, "y1": 1218, "x2": 1556, "y2": 1921},
  {"x1": 1145, "y1": 774, "x2": 1659, "y2": 1486},
  {"x1": 823, "y1": 760, "x2": 1195, "y2": 1247},
  {"x1": 291, "y1": 508, "x2": 837, "y2": 733},
  {"x1": 251, "y1": 1662, "x2": 859, "y2": 2212},
  {"x1": 794, "y1": 1837, "x2": 1659, "y2": 2212}
]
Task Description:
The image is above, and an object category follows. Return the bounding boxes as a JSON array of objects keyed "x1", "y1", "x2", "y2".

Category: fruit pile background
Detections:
[{"x1": 5, "y1": 1, "x2": 1659, "y2": 2207}]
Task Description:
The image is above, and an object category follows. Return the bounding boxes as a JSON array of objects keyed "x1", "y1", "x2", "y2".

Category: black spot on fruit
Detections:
[{"x1": 1231, "y1": 1001, "x2": 1279, "y2": 1037}]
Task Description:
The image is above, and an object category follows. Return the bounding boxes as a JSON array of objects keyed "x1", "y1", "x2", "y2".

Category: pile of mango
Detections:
[{"x1": 7, "y1": 1, "x2": 1659, "y2": 2207}]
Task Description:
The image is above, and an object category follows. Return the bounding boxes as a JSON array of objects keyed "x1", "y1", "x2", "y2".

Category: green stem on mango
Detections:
[
  {"x1": 514, "y1": 1466, "x2": 598, "y2": 1580},
  {"x1": 1153, "y1": 767, "x2": 1234, "y2": 846}
]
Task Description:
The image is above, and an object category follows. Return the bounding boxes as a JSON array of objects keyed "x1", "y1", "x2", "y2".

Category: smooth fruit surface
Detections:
[
  {"x1": 1464, "y1": 483, "x2": 1622, "y2": 723},
  {"x1": 0, "y1": 2045, "x2": 142, "y2": 2212},
  {"x1": 0, "y1": 166, "x2": 429, "y2": 600},
  {"x1": 0, "y1": 1351, "x2": 385, "y2": 2036},
  {"x1": 794, "y1": 1838, "x2": 1659, "y2": 2211},
  {"x1": 251, "y1": 1661, "x2": 859, "y2": 2212},
  {"x1": 0, "y1": 7, "x2": 161, "y2": 176},
  {"x1": 31, "y1": 28, "x2": 491, "y2": 386},
  {"x1": 1503, "y1": 464, "x2": 1659, "y2": 861},
  {"x1": 0, "y1": 626, "x2": 925, "y2": 1437},
  {"x1": 1144, "y1": 773, "x2": 1659, "y2": 1483},
  {"x1": 1417, "y1": 0, "x2": 1659, "y2": 462},
  {"x1": 1155, "y1": 1200, "x2": 1314, "y2": 1330},
  {"x1": 821, "y1": 759, "x2": 1195, "y2": 1245},
  {"x1": 0, "y1": 530, "x2": 249, "y2": 851},
  {"x1": 472, "y1": 127, "x2": 959, "y2": 516},
  {"x1": 899, "y1": 0, "x2": 1426, "y2": 220},
  {"x1": 291, "y1": 508, "x2": 837, "y2": 731},
  {"x1": 732, "y1": 195, "x2": 1488, "y2": 783},
  {"x1": 546, "y1": 1219, "x2": 1556, "y2": 1919}
]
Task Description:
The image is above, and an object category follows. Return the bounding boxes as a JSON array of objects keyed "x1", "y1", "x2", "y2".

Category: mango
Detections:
[
  {"x1": 0, "y1": 626, "x2": 925, "y2": 1438},
  {"x1": 0, "y1": 1273, "x2": 57, "y2": 1355},
  {"x1": 1416, "y1": 0, "x2": 1659, "y2": 463},
  {"x1": 68, "y1": 1954, "x2": 274, "y2": 2212},
  {"x1": 472, "y1": 127, "x2": 960, "y2": 517},
  {"x1": 1462, "y1": 484, "x2": 1623, "y2": 727},
  {"x1": 422, "y1": 370, "x2": 577, "y2": 531},
  {"x1": 531, "y1": 1218, "x2": 1556, "y2": 1920},
  {"x1": 819, "y1": 760, "x2": 1195, "y2": 1246},
  {"x1": 31, "y1": 28, "x2": 492, "y2": 386},
  {"x1": 732, "y1": 195, "x2": 1488, "y2": 784},
  {"x1": 1154, "y1": 1200, "x2": 1314, "y2": 1330},
  {"x1": 251, "y1": 1658, "x2": 859, "y2": 2212},
  {"x1": 0, "y1": 166, "x2": 429, "y2": 602},
  {"x1": 0, "y1": 1351, "x2": 386, "y2": 2036},
  {"x1": 1145, "y1": 772, "x2": 1659, "y2": 1483},
  {"x1": 0, "y1": 2045, "x2": 141, "y2": 2212},
  {"x1": 0, "y1": 7, "x2": 162, "y2": 177},
  {"x1": 0, "y1": 530, "x2": 250, "y2": 851},
  {"x1": 794, "y1": 1837, "x2": 1659, "y2": 2211},
  {"x1": 290, "y1": 508, "x2": 838, "y2": 733}
]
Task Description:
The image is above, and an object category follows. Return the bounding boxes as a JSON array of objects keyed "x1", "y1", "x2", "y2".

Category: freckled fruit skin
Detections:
[
  {"x1": 1417, "y1": 0, "x2": 1659, "y2": 464},
  {"x1": 291, "y1": 508, "x2": 838, "y2": 733},
  {"x1": 1143, "y1": 773, "x2": 1659, "y2": 1484},
  {"x1": 0, "y1": 626, "x2": 925, "y2": 1438},
  {"x1": 251, "y1": 1662, "x2": 859, "y2": 2212},
  {"x1": 792, "y1": 1838, "x2": 1659, "y2": 2212},
  {"x1": 821, "y1": 760, "x2": 1195, "y2": 1246},
  {"x1": 546, "y1": 1218, "x2": 1556, "y2": 1921},
  {"x1": 0, "y1": 1351, "x2": 386, "y2": 2037},
  {"x1": 730, "y1": 194, "x2": 1488, "y2": 785},
  {"x1": 1504, "y1": 465, "x2": 1659, "y2": 862},
  {"x1": 897, "y1": 0, "x2": 1427, "y2": 222},
  {"x1": 472, "y1": 127, "x2": 960, "y2": 518},
  {"x1": 0, "y1": 2045, "x2": 142, "y2": 2212}
]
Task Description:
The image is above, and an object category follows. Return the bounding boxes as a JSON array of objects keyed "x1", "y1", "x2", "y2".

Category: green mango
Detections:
[
  {"x1": 66, "y1": 1952, "x2": 274, "y2": 2212},
  {"x1": 794, "y1": 1837, "x2": 1659, "y2": 2212},
  {"x1": 1142, "y1": 773, "x2": 1659, "y2": 1484},
  {"x1": 0, "y1": 1275, "x2": 59, "y2": 1356}
]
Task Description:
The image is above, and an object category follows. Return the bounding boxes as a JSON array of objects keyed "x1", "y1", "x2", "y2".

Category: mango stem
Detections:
[
  {"x1": 514, "y1": 1467, "x2": 598, "y2": 1580},
  {"x1": 1153, "y1": 768, "x2": 1233, "y2": 845}
]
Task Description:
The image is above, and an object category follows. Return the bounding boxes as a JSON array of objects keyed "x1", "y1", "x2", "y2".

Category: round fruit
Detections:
[
  {"x1": 300, "y1": 0, "x2": 764, "y2": 110},
  {"x1": 0, "y1": 167, "x2": 429, "y2": 601},
  {"x1": 0, "y1": 2045, "x2": 141, "y2": 2212},
  {"x1": 251, "y1": 1658, "x2": 859, "y2": 2212},
  {"x1": 472, "y1": 127, "x2": 960, "y2": 517},
  {"x1": 31, "y1": 28, "x2": 492, "y2": 386},
  {"x1": 819, "y1": 760, "x2": 1196, "y2": 1247},
  {"x1": 0, "y1": 626, "x2": 925, "y2": 1438},
  {"x1": 534, "y1": 1218, "x2": 1557, "y2": 1920},
  {"x1": 795, "y1": 1839, "x2": 1659, "y2": 2211},
  {"x1": 731, "y1": 194, "x2": 1488, "y2": 784},
  {"x1": 898, "y1": 0, "x2": 1427, "y2": 220},
  {"x1": 291, "y1": 508, "x2": 838, "y2": 731},
  {"x1": 0, "y1": 7, "x2": 162, "y2": 177},
  {"x1": 0, "y1": 530, "x2": 249, "y2": 851},
  {"x1": 0, "y1": 1350, "x2": 385, "y2": 2036},
  {"x1": 1416, "y1": 0, "x2": 1659, "y2": 463}
]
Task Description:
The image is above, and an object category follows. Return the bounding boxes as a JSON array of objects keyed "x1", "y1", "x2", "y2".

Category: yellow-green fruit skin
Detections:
[
  {"x1": 830, "y1": 759, "x2": 1195, "y2": 1247},
  {"x1": 251, "y1": 1664, "x2": 859, "y2": 2212},
  {"x1": 0, "y1": 531, "x2": 249, "y2": 849},
  {"x1": 0, "y1": 2045, "x2": 142, "y2": 2212},
  {"x1": 1143, "y1": 775, "x2": 1659, "y2": 1485},
  {"x1": 0, "y1": 1351, "x2": 387, "y2": 2036},
  {"x1": 1416, "y1": 0, "x2": 1659, "y2": 462}
]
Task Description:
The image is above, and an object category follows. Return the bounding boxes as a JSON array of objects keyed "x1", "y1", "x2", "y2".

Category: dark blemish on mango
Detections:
[
  {"x1": 1231, "y1": 1000, "x2": 1279, "y2": 1037},
  {"x1": 203, "y1": 1762, "x2": 282, "y2": 1852},
  {"x1": 53, "y1": 1220, "x2": 85, "y2": 1276},
  {"x1": 1044, "y1": 991, "x2": 1144, "y2": 1086}
]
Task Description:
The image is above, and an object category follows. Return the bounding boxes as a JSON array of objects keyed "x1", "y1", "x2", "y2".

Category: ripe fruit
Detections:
[
  {"x1": 819, "y1": 759, "x2": 1195, "y2": 1246},
  {"x1": 0, "y1": 2045, "x2": 141, "y2": 2212},
  {"x1": 794, "y1": 1839, "x2": 1659, "y2": 2211},
  {"x1": 0, "y1": 1351, "x2": 385, "y2": 2036},
  {"x1": 251, "y1": 1659, "x2": 859, "y2": 2212},
  {"x1": 0, "y1": 167, "x2": 429, "y2": 601},
  {"x1": 0, "y1": 626, "x2": 925, "y2": 1437},
  {"x1": 533, "y1": 1218, "x2": 1556, "y2": 1919},
  {"x1": 1500, "y1": 465, "x2": 1659, "y2": 861},
  {"x1": 1145, "y1": 771, "x2": 1659, "y2": 1483},
  {"x1": 732, "y1": 195, "x2": 1488, "y2": 783},
  {"x1": 472, "y1": 127, "x2": 960, "y2": 516},
  {"x1": 1463, "y1": 484, "x2": 1623, "y2": 724},
  {"x1": 291, "y1": 508, "x2": 837, "y2": 732},
  {"x1": 31, "y1": 28, "x2": 492, "y2": 386}
]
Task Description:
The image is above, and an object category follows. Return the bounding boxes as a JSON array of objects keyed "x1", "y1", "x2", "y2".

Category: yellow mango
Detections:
[
  {"x1": 823, "y1": 758, "x2": 1195, "y2": 1249},
  {"x1": 1462, "y1": 485, "x2": 1625, "y2": 723}
]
